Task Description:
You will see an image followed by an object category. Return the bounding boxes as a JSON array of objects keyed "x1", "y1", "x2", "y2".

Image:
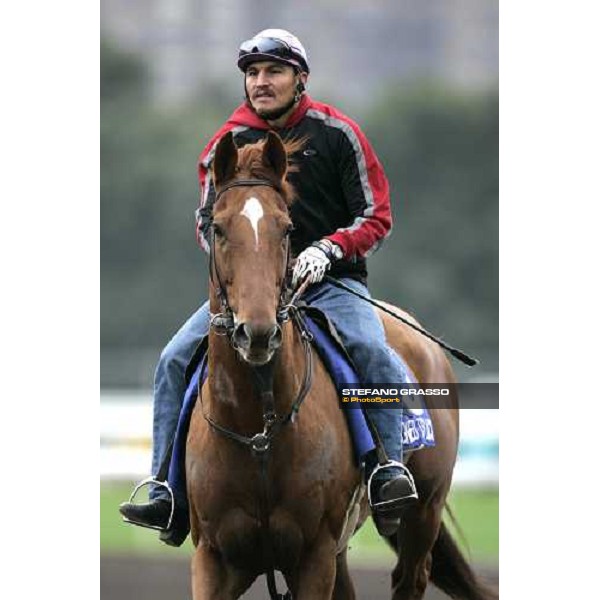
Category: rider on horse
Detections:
[{"x1": 120, "y1": 28, "x2": 419, "y2": 535}]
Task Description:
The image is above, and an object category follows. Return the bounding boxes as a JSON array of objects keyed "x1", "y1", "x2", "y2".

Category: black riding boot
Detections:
[
  {"x1": 119, "y1": 478, "x2": 189, "y2": 547},
  {"x1": 364, "y1": 445, "x2": 419, "y2": 536},
  {"x1": 119, "y1": 497, "x2": 172, "y2": 530}
]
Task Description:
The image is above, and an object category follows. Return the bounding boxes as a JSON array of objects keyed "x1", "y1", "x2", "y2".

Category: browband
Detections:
[{"x1": 215, "y1": 178, "x2": 277, "y2": 201}]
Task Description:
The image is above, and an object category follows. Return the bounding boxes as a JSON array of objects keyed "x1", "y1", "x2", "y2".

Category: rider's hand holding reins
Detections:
[{"x1": 292, "y1": 239, "x2": 343, "y2": 288}]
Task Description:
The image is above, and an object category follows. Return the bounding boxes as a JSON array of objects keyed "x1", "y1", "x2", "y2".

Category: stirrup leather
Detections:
[{"x1": 121, "y1": 476, "x2": 175, "y2": 531}]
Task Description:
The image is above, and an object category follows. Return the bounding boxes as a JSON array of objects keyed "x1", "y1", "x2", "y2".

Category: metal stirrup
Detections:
[
  {"x1": 122, "y1": 476, "x2": 176, "y2": 531},
  {"x1": 366, "y1": 461, "x2": 418, "y2": 509}
]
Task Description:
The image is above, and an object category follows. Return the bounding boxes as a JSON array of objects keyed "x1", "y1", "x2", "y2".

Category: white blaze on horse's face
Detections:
[{"x1": 240, "y1": 197, "x2": 264, "y2": 249}]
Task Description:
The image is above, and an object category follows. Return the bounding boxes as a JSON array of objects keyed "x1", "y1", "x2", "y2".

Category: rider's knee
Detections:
[
  {"x1": 354, "y1": 342, "x2": 393, "y2": 371},
  {"x1": 156, "y1": 339, "x2": 186, "y2": 380}
]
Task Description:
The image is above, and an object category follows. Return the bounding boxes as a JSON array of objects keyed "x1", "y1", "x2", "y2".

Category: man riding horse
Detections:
[{"x1": 120, "y1": 28, "x2": 418, "y2": 536}]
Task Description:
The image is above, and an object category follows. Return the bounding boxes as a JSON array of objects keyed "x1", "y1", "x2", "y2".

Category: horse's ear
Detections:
[
  {"x1": 262, "y1": 131, "x2": 287, "y2": 180},
  {"x1": 212, "y1": 131, "x2": 238, "y2": 188}
]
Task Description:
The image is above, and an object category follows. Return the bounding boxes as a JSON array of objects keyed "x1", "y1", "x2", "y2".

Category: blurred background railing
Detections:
[{"x1": 100, "y1": 391, "x2": 499, "y2": 486}]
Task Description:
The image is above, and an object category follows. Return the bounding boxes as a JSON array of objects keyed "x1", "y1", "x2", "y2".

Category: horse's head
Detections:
[{"x1": 209, "y1": 131, "x2": 303, "y2": 365}]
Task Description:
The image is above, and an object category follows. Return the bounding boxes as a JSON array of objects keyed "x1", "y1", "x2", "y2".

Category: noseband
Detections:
[{"x1": 209, "y1": 178, "x2": 293, "y2": 338}]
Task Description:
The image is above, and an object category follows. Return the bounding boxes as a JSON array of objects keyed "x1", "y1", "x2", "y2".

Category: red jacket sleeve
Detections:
[{"x1": 324, "y1": 118, "x2": 392, "y2": 258}]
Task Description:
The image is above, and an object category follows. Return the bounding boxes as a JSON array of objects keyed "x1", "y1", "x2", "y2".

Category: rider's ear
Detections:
[
  {"x1": 212, "y1": 131, "x2": 238, "y2": 188},
  {"x1": 262, "y1": 131, "x2": 287, "y2": 181}
]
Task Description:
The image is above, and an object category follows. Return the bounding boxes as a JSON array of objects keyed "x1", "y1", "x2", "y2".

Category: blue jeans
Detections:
[
  {"x1": 150, "y1": 303, "x2": 211, "y2": 500},
  {"x1": 149, "y1": 278, "x2": 411, "y2": 500}
]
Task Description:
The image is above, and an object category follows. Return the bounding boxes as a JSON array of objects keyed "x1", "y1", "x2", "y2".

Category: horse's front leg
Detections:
[
  {"x1": 191, "y1": 543, "x2": 254, "y2": 600},
  {"x1": 286, "y1": 531, "x2": 337, "y2": 600}
]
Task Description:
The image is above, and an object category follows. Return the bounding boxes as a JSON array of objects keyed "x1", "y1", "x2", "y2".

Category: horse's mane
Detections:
[{"x1": 236, "y1": 136, "x2": 308, "y2": 207}]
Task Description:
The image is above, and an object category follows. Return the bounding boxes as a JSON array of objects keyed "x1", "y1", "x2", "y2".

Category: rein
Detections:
[{"x1": 198, "y1": 306, "x2": 314, "y2": 454}]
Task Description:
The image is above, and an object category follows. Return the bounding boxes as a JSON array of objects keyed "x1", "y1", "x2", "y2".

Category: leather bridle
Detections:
[{"x1": 208, "y1": 178, "x2": 294, "y2": 338}]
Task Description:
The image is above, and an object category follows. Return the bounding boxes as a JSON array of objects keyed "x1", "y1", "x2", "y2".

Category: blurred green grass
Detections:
[{"x1": 101, "y1": 482, "x2": 497, "y2": 565}]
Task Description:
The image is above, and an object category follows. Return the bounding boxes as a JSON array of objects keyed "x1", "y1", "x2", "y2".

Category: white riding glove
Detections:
[{"x1": 292, "y1": 240, "x2": 342, "y2": 288}]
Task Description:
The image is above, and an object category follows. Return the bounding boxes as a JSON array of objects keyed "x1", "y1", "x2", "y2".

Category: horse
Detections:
[{"x1": 185, "y1": 130, "x2": 497, "y2": 600}]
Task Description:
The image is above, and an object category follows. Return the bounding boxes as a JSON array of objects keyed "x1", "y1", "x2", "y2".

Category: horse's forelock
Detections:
[{"x1": 233, "y1": 136, "x2": 308, "y2": 207}]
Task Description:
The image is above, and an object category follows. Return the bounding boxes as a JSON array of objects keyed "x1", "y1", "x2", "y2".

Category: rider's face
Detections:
[{"x1": 245, "y1": 61, "x2": 304, "y2": 119}]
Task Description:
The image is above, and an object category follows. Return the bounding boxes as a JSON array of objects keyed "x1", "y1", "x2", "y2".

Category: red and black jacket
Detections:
[{"x1": 196, "y1": 94, "x2": 393, "y2": 283}]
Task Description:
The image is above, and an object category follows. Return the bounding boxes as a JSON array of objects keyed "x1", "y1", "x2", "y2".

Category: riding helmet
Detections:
[{"x1": 238, "y1": 29, "x2": 310, "y2": 74}]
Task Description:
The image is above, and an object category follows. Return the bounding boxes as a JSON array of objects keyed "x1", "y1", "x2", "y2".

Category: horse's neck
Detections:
[{"x1": 206, "y1": 323, "x2": 303, "y2": 429}]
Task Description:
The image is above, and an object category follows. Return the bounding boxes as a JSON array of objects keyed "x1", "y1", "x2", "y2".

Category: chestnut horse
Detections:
[{"x1": 185, "y1": 131, "x2": 496, "y2": 600}]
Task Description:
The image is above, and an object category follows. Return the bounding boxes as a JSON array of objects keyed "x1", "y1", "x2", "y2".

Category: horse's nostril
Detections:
[
  {"x1": 234, "y1": 322, "x2": 281, "y2": 355},
  {"x1": 268, "y1": 325, "x2": 283, "y2": 350},
  {"x1": 233, "y1": 322, "x2": 251, "y2": 350}
]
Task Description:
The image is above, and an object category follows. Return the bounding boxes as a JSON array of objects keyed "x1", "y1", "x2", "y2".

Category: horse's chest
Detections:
[
  {"x1": 192, "y1": 471, "x2": 322, "y2": 570},
  {"x1": 194, "y1": 467, "x2": 325, "y2": 529},
  {"x1": 186, "y1": 405, "x2": 357, "y2": 560},
  {"x1": 188, "y1": 446, "x2": 329, "y2": 557}
]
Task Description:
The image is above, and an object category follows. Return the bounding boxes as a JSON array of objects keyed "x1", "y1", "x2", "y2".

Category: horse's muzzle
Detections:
[{"x1": 232, "y1": 321, "x2": 282, "y2": 364}]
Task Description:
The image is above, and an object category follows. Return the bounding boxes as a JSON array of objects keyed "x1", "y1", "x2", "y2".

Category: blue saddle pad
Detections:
[
  {"x1": 165, "y1": 314, "x2": 435, "y2": 542},
  {"x1": 302, "y1": 315, "x2": 435, "y2": 453}
]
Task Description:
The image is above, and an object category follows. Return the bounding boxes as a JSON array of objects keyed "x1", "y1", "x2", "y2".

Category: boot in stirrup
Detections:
[
  {"x1": 119, "y1": 477, "x2": 174, "y2": 531},
  {"x1": 368, "y1": 461, "x2": 419, "y2": 518}
]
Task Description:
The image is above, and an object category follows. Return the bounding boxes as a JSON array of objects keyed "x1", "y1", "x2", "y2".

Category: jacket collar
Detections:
[{"x1": 227, "y1": 94, "x2": 312, "y2": 130}]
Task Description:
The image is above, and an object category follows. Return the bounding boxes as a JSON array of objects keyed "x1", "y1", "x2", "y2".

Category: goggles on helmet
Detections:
[{"x1": 238, "y1": 36, "x2": 309, "y2": 73}]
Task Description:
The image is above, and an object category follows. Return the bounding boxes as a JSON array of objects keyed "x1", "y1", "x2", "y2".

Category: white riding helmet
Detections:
[{"x1": 238, "y1": 29, "x2": 310, "y2": 74}]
